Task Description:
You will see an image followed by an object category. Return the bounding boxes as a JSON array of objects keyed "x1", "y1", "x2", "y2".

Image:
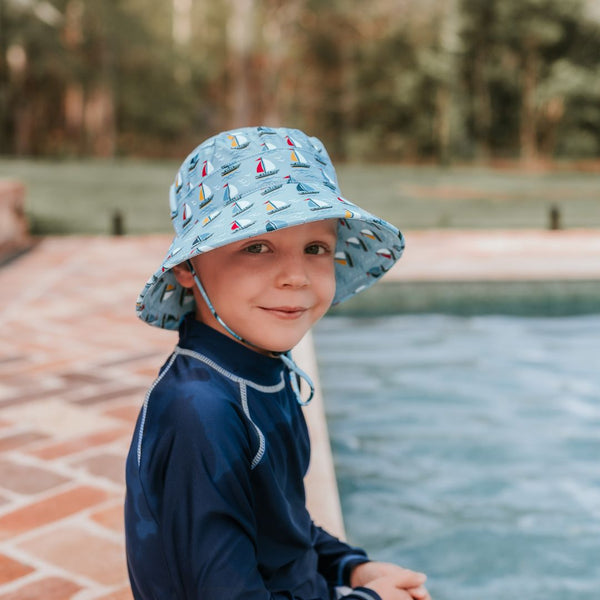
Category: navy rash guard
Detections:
[{"x1": 125, "y1": 316, "x2": 378, "y2": 600}]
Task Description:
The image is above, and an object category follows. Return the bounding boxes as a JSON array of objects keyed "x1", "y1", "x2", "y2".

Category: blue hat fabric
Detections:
[{"x1": 137, "y1": 126, "x2": 405, "y2": 330}]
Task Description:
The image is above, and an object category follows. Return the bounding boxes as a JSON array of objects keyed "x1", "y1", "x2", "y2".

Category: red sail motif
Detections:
[
  {"x1": 285, "y1": 135, "x2": 302, "y2": 147},
  {"x1": 256, "y1": 157, "x2": 278, "y2": 178}
]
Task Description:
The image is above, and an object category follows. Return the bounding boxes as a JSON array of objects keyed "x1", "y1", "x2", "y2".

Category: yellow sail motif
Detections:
[{"x1": 228, "y1": 133, "x2": 249, "y2": 149}]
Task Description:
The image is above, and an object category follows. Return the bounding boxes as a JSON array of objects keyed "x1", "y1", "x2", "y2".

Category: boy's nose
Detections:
[{"x1": 275, "y1": 254, "x2": 310, "y2": 288}]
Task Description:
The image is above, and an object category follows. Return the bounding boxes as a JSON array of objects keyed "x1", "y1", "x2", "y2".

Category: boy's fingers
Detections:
[
  {"x1": 391, "y1": 568, "x2": 427, "y2": 587},
  {"x1": 355, "y1": 563, "x2": 429, "y2": 597},
  {"x1": 407, "y1": 586, "x2": 431, "y2": 600}
]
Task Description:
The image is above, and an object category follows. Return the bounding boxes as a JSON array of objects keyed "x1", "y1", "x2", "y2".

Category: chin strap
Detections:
[
  {"x1": 186, "y1": 261, "x2": 315, "y2": 406},
  {"x1": 278, "y1": 352, "x2": 315, "y2": 407}
]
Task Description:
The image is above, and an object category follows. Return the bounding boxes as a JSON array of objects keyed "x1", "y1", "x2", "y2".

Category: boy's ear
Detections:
[{"x1": 172, "y1": 263, "x2": 195, "y2": 288}]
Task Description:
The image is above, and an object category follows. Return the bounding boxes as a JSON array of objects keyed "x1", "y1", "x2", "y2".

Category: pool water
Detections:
[{"x1": 313, "y1": 314, "x2": 600, "y2": 599}]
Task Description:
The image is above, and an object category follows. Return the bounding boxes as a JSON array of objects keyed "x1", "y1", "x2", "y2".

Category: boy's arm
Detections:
[
  {"x1": 311, "y1": 527, "x2": 431, "y2": 600},
  {"x1": 311, "y1": 523, "x2": 371, "y2": 587},
  {"x1": 156, "y1": 394, "x2": 282, "y2": 599},
  {"x1": 150, "y1": 392, "x2": 380, "y2": 600}
]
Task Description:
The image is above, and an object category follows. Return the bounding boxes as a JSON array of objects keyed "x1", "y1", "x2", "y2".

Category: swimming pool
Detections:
[{"x1": 314, "y1": 314, "x2": 600, "y2": 599}]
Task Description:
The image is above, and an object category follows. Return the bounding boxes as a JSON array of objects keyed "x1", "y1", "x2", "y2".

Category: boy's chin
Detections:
[
  {"x1": 244, "y1": 331, "x2": 309, "y2": 355},
  {"x1": 196, "y1": 315, "x2": 310, "y2": 354},
  {"x1": 244, "y1": 338, "x2": 299, "y2": 355}
]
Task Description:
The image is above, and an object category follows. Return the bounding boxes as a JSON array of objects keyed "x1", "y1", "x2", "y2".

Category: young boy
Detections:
[{"x1": 125, "y1": 126, "x2": 431, "y2": 600}]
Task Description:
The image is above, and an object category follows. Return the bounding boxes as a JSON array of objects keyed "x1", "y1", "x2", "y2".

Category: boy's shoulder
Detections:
[
  {"x1": 147, "y1": 350, "x2": 242, "y2": 424},
  {"x1": 139, "y1": 351, "x2": 260, "y2": 468}
]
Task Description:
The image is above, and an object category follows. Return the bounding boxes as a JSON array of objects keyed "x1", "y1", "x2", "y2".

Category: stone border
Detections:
[{"x1": 0, "y1": 180, "x2": 31, "y2": 264}]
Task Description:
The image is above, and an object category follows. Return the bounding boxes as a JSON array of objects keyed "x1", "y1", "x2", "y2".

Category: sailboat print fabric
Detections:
[{"x1": 137, "y1": 126, "x2": 405, "y2": 330}]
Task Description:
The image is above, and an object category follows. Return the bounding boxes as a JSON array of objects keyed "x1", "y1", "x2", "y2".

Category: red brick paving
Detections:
[
  {"x1": 0, "y1": 554, "x2": 34, "y2": 585},
  {"x1": 0, "y1": 236, "x2": 173, "y2": 598},
  {"x1": 0, "y1": 459, "x2": 69, "y2": 495},
  {"x1": 71, "y1": 453, "x2": 126, "y2": 486},
  {"x1": 90, "y1": 502, "x2": 125, "y2": 534},
  {"x1": 18, "y1": 525, "x2": 128, "y2": 586},
  {"x1": 102, "y1": 403, "x2": 141, "y2": 424},
  {"x1": 0, "y1": 576, "x2": 82, "y2": 600},
  {"x1": 28, "y1": 428, "x2": 130, "y2": 461},
  {"x1": 0, "y1": 432, "x2": 49, "y2": 453},
  {"x1": 93, "y1": 587, "x2": 134, "y2": 600},
  {"x1": 0, "y1": 486, "x2": 113, "y2": 541}
]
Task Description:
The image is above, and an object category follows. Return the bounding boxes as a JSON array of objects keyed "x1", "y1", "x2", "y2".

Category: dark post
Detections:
[
  {"x1": 112, "y1": 210, "x2": 125, "y2": 235},
  {"x1": 549, "y1": 206, "x2": 561, "y2": 231}
]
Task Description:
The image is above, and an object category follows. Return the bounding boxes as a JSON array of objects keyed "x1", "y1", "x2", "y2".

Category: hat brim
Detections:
[{"x1": 136, "y1": 182, "x2": 404, "y2": 330}]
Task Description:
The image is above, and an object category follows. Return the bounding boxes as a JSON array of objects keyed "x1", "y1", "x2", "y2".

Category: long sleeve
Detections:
[
  {"x1": 312, "y1": 524, "x2": 370, "y2": 588},
  {"x1": 159, "y1": 388, "x2": 272, "y2": 598}
]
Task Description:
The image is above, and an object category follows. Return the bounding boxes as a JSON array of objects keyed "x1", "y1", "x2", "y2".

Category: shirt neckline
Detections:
[{"x1": 178, "y1": 314, "x2": 285, "y2": 386}]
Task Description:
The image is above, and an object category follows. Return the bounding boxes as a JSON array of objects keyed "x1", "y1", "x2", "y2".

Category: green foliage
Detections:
[
  {"x1": 1, "y1": 0, "x2": 600, "y2": 160},
  {"x1": 2, "y1": 158, "x2": 598, "y2": 235}
]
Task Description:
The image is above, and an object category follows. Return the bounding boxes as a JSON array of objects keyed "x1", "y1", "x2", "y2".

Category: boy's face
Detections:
[{"x1": 183, "y1": 220, "x2": 337, "y2": 353}]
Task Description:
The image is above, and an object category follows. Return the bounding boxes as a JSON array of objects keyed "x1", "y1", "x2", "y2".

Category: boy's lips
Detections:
[{"x1": 260, "y1": 306, "x2": 308, "y2": 319}]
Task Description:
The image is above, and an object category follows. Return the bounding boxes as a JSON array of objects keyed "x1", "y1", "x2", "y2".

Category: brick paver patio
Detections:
[{"x1": 0, "y1": 236, "x2": 173, "y2": 600}]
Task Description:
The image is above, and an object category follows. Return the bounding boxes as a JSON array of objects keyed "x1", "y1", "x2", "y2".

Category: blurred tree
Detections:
[
  {"x1": 114, "y1": 0, "x2": 203, "y2": 154},
  {"x1": 499, "y1": 0, "x2": 579, "y2": 162},
  {"x1": 424, "y1": 0, "x2": 463, "y2": 164},
  {"x1": 226, "y1": 0, "x2": 254, "y2": 126},
  {"x1": 460, "y1": 0, "x2": 496, "y2": 159},
  {"x1": 460, "y1": 0, "x2": 600, "y2": 161},
  {"x1": 2, "y1": 0, "x2": 67, "y2": 154},
  {"x1": 343, "y1": 0, "x2": 446, "y2": 160},
  {"x1": 1, "y1": 0, "x2": 599, "y2": 160},
  {"x1": 256, "y1": 0, "x2": 305, "y2": 127}
]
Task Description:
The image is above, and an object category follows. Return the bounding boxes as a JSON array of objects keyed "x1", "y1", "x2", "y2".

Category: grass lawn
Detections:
[{"x1": 0, "y1": 158, "x2": 598, "y2": 234}]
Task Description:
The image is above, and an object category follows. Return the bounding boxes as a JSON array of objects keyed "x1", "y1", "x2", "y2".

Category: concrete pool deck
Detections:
[
  {"x1": 389, "y1": 229, "x2": 600, "y2": 282},
  {"x1": 0, "y1": 229, "x2": 597, "y2": 599}
]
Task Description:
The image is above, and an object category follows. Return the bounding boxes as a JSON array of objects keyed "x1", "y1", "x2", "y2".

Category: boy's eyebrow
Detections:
[{"x1": 314, "y1": 234, "x2": 337, "y2": 243}]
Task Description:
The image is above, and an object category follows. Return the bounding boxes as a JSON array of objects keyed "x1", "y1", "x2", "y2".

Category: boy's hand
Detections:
[{"x1": 350, "y1": 562, "x2": 431, "y2": 600}]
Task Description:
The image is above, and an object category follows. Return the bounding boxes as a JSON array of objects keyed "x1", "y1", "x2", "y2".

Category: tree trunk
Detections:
[
  {"x1": 469, "y1": 1, "x2": 495, "y2": 160},
  {"x1": 0, "y1": 0, "x2": 11, "y2": 153},
  {"x1": 471, "y1": 51, "x2": 492, "y2": 160},
  {"x1": 540, "y1": 96, "x2": 564, "y2": 158},
  {"x1": 520, "y1": 42, "x2": 538, "y2": 163},
  {"x1": 62, "y1": 0, "x2": 85, "y2": 153},
  {"x1": 260, "y1": 1, "x2": 303, "y2": 127},
  {"x1": 84, "y1": 83, "x2": 116, "y2": 157},
  {"x1": 172, "y1": 0, "x2": 192, "y2": 46},
  {"x1": 226, "y1": 0, "x2": 254, "y2": 127},
  {"x1": 435, "y1": 84, "x2": 451, "y2": 165},
  {"x1": 64, "y1": 83, "x2": 85, "y2": 151},
  {"x1": 86, "y1": 7, "x2": 116, "y2": 157},
  {"x1": 435, "y1": 0, "x2": 459, "y2": 165}
]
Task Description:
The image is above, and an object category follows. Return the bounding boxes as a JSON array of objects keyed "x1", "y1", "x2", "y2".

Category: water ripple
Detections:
[{"x1": 314, "y1": 314, "x2": 600, "y2": 599}]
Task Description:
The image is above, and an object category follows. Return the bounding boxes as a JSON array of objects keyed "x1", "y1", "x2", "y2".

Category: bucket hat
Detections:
[{"x1": 136, "y1": 126, "x2": 405, "y2": 330}]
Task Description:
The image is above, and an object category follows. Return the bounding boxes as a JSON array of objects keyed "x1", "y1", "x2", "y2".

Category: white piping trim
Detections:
[
  {"x1": 239, "y1": 382, "x2": 266, "y2": 469},
  {"x1": 137, "y1": 346, "x2": 281, "y2": 469},
  {"x1": 137, "y1": 352, "x2": 178, "y2": 466},
  {"x1": 174, "y1": 346, "x2": 285, "y2": 392}
]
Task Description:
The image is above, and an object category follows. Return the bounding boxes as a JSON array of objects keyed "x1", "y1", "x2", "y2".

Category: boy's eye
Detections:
[
  {"x1": 305, "y1": 244, "x2": 328, "y2": 255},
  {"x1": 244, "y1": 243, "x2": 268, "y2": 254}
]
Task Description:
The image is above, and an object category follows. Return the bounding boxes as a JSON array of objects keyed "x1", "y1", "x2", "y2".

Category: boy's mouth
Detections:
[{"x1": 260, "y1": 306, "x2": 307, "y2": 319}]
